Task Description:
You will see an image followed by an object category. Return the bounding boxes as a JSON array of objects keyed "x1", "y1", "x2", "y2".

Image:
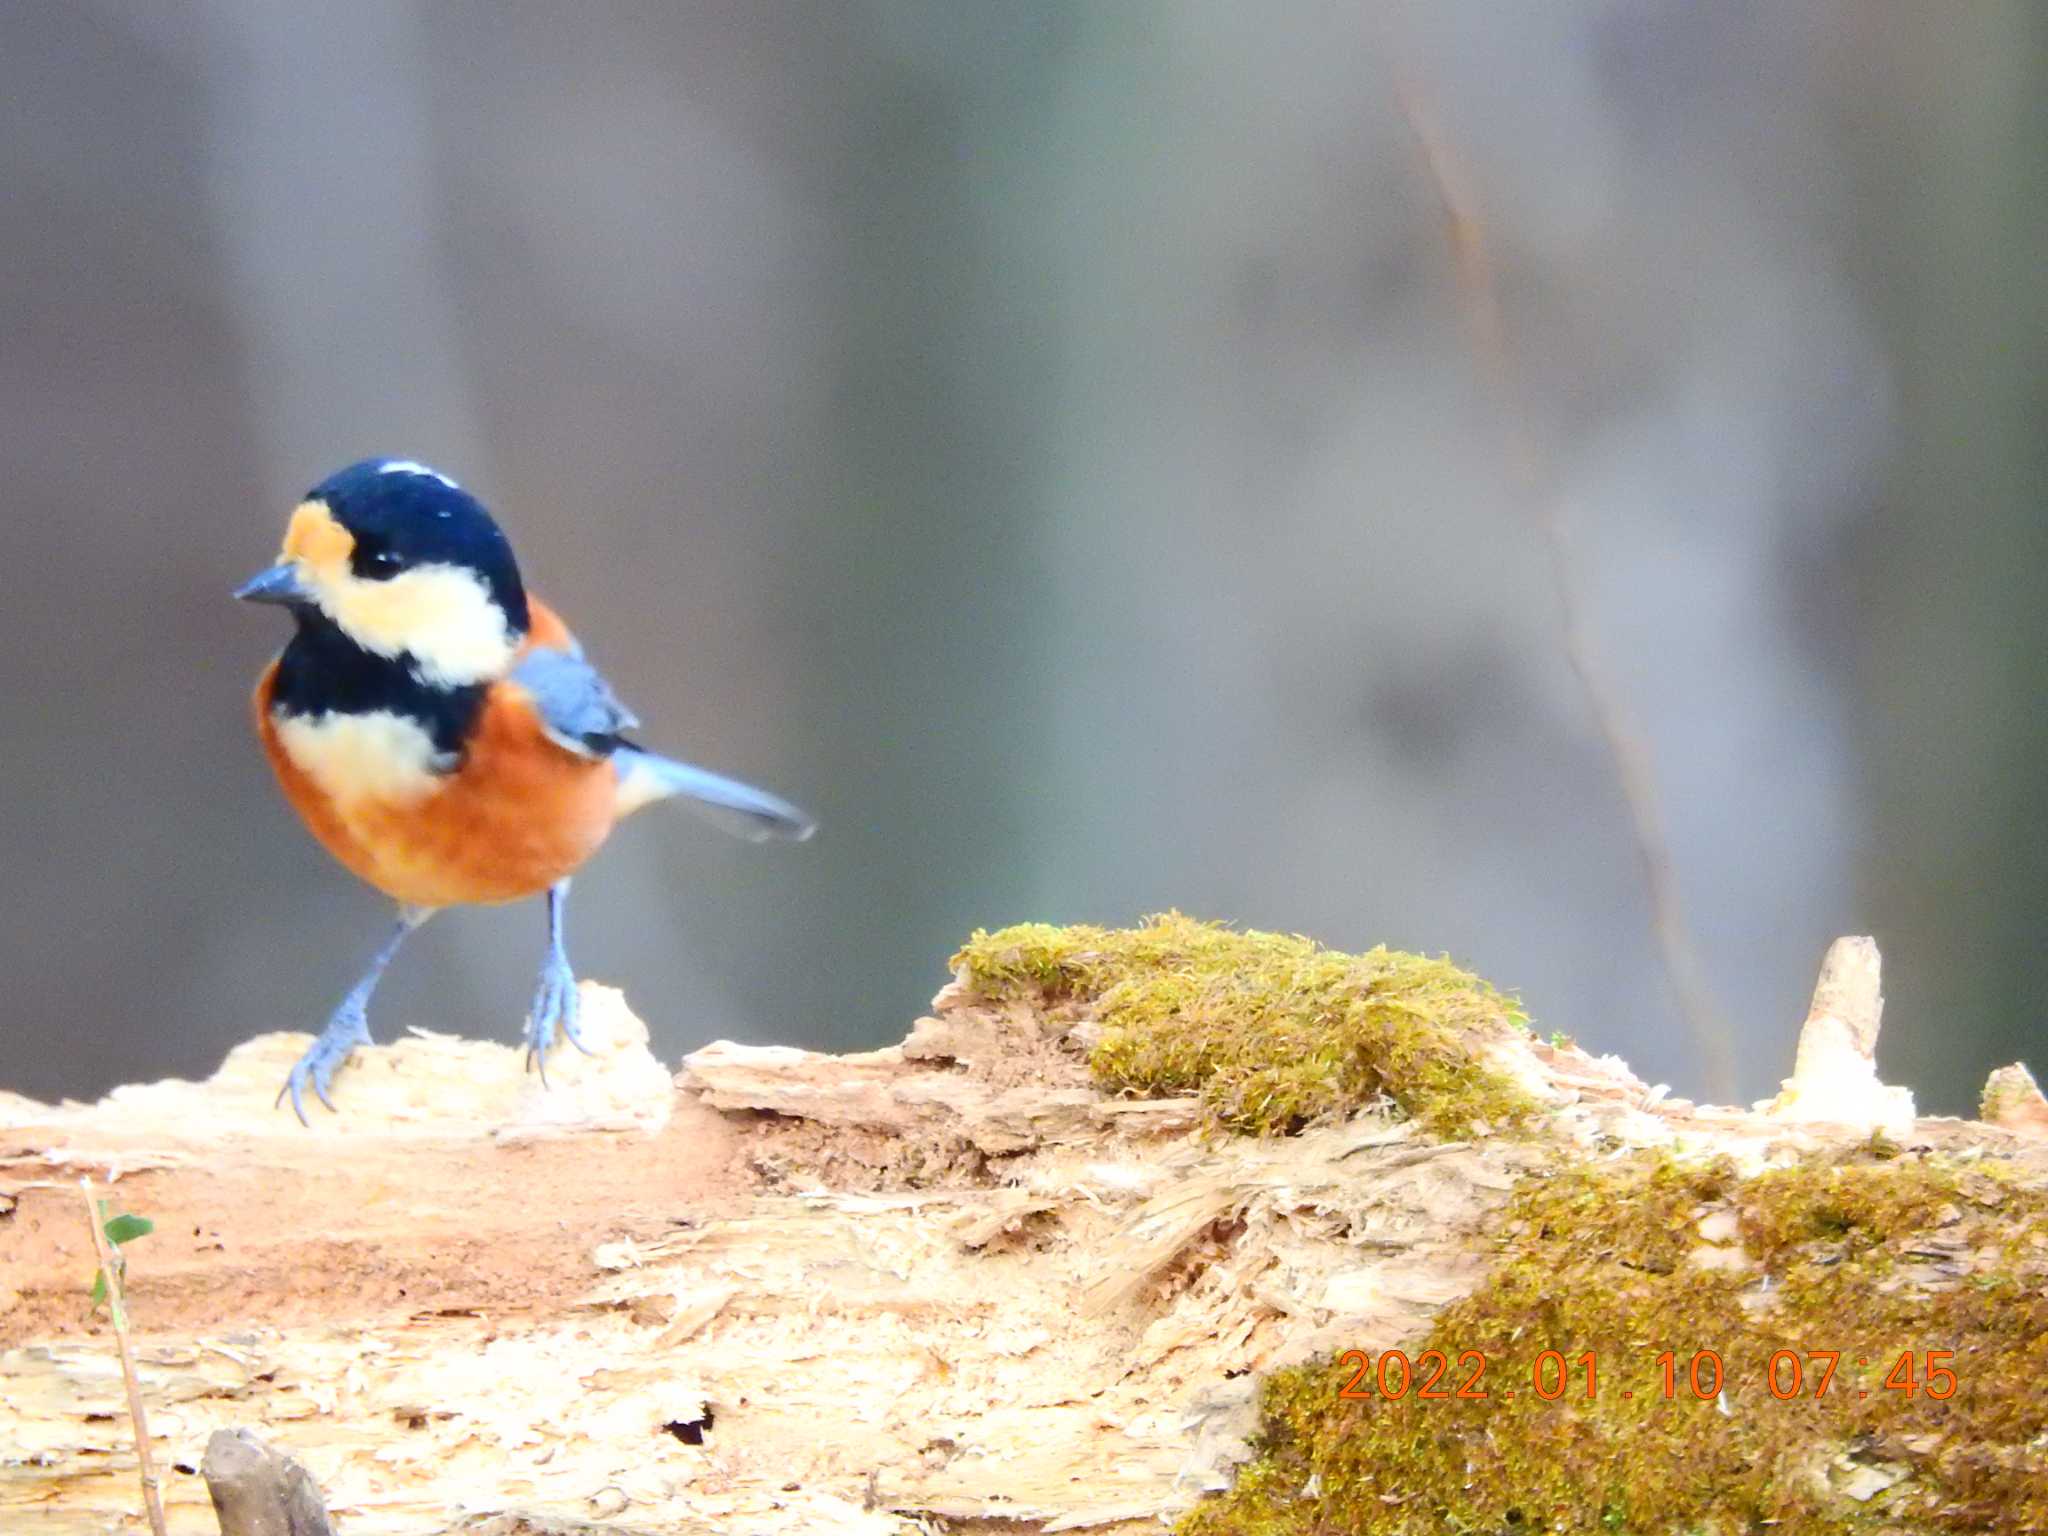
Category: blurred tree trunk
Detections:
[{"x1": 1843, "y1": 0, "x2": 2048, "y2": 1110}]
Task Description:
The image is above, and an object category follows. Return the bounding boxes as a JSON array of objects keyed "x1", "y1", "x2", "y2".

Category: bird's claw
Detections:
[
  {"x1": 524, "y1": 950, "x2": 589, "y2": 1086},
  {"x1": 276, "y1": 1006, "x2": 372, "y2": 1126}
]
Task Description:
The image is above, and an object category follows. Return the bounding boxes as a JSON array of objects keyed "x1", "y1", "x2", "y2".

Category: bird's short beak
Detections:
[{"x1": 233, "y1": 562, "x2": 313, "y2": 607}]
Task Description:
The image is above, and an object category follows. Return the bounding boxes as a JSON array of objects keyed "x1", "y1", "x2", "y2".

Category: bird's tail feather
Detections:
[{"x1": 613, "y1": 747, "x2": 816, "y2": 842}]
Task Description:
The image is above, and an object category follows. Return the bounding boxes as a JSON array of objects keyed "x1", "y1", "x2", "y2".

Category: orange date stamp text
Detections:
[{"x1": 1335, "y1": 1348, "x2": 1959, "y2": 1403}]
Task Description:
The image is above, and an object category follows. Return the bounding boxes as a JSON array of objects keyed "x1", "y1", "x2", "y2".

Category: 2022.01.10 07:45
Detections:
[{"x1": 1336, "y1": 1347, "x2": 1960, "y2": 1402}]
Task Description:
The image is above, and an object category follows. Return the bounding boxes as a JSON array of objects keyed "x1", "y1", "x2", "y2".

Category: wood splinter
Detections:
[{"x1": 1754, "y1": 935, "x2": 1915, "y2": 1136}]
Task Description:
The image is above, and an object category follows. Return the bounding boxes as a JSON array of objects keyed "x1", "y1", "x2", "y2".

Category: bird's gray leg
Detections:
[
  {"x1": 524, "y1": 879, "x2": 591, "y2": 1084},
  {"x1": 278, "y1": 904, "x2": 434, "y2": 1124}
]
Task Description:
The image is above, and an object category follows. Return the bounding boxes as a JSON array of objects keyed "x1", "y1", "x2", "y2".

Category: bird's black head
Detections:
[
  {"x1": 238, "y1": 459, "x2": 531, "y2": 686},
  {"x1": 304, "y1": 459, "x2": 530, "y2": 630}
]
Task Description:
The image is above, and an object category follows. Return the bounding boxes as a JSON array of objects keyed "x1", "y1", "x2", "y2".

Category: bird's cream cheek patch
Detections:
[
  {"x1": 274, "y1": 709, "x2": 449, "y2": 804},
  {"x1": 326, "y1": 564, "x2": 517, "y2": 687}
]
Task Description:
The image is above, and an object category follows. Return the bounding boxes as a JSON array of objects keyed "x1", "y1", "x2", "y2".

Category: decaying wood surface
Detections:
[{"x1": 2, "y1": 951, "x2": 2043, "y2": 1535}]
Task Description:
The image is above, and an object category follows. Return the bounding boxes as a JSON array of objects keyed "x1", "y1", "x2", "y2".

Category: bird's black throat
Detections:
[{"x1": 271, "y1": 610, "x2": 486, "y2": 757}]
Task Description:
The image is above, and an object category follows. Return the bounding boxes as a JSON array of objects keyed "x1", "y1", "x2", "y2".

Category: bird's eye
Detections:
[{"x1": 355, "y1": 546, "x2": 405, "y2": 581}]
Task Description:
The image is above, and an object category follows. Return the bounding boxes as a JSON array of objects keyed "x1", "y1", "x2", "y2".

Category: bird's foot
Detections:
[
  {"x1": 524, "y1": 948, "x2": 591, "y2": 1086},
  {"x1": 277, "y1": 1004, "x2": 372, "y2": 1125}
]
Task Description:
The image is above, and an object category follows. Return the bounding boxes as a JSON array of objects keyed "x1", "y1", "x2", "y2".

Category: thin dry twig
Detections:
[
  {"x1": 1390, "y1": 66, "x2": 1737, "y2": 1102},
  {"x1": 81, "y1": 1177, "x2": 169, "y2": 1536}
]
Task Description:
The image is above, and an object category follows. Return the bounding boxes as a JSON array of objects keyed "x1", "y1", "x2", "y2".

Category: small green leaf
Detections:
[
  {"x1": 102, "y1": 1214, "x2": 153, "y2": 1246},
  {"x1": 90, "y1": 1270, "x2": 108, "y2": 1306}
]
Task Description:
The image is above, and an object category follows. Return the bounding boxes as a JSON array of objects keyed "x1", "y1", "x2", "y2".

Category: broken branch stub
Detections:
[
  {"x1": 1755, "y1": 935, "x2": 1914, "y2": 1136},
  {"x1": 201, "y1": 1428, "x2": 335, "y2": 1536}
]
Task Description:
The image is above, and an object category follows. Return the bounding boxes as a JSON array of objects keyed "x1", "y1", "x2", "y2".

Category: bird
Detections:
[{"x1": 236, "y1": 458, "x2": 815, "y2": 1122}]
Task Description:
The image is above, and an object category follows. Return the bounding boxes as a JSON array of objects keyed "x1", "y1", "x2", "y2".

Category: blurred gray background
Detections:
[{"x1": 1, "y1": 1, "x2": 2040, "y2": 1113}]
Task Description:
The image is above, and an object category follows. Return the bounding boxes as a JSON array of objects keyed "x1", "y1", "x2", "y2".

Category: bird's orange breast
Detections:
[{"x1": 254, "y1": 599, "x2": 622, "y2": 908}]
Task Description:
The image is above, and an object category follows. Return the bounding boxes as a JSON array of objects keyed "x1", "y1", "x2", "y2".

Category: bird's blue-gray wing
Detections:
[
  {"x1": 511, "y1": 647, "x2": 639, "y2": 755},
  {"x1": 514, "y1": 648, "x2": 815, "y2": 842}
]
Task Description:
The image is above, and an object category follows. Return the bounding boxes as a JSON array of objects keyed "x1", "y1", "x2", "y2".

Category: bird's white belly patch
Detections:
[{"x1": 274, "y1": 709, "x2": 450, "y2": 804}]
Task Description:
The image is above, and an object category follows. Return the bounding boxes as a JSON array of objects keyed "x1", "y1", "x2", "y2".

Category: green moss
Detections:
[
  {"x1": 1183, "y1": 1151, "x2": 2048, "y2": 1535},
  {"x1": 952, "y1": 914, "x2": 1532, "y2": 1138}
]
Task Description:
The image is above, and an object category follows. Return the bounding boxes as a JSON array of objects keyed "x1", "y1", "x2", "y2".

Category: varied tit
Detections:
[{"x1": 236, "y1": 459, "x2": 814, "y2": 1122}]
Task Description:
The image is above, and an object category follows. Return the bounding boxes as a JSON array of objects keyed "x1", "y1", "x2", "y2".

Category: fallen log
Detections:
[{"x1": 2, "y1": 919, "x2": 2042, "y2": 1534}]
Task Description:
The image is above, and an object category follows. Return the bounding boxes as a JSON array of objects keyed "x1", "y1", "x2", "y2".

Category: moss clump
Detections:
[
  {"x1": 1183, "y1": 1151, "x2": 2048, "y2": 1535},
  {"x1": 1980, "y1": 1064, "x2": 2045, "y2": 1126},
  {"x1": 952, "y1": 913, "x2": 1531, "y2": 1138}
]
